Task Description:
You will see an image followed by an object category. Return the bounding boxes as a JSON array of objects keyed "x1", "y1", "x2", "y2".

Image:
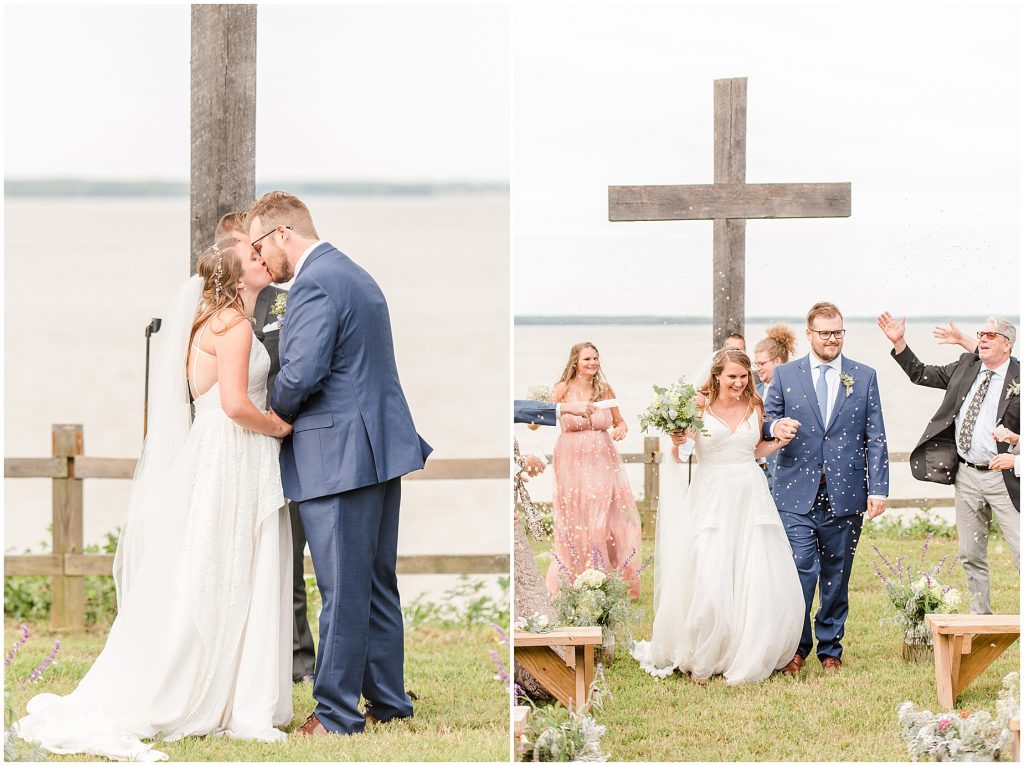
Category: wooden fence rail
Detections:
[
  {"x1": 5, "y1": 424, "x2": 510, "y2": 631},
  {"x1": 547, "y1": 436, "x2": 955, "y2": 536}
]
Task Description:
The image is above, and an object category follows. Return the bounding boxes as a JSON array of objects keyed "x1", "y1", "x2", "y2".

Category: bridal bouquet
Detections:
[
  {"x1": 871, "y1": 533, "x2": 962, "y2": 647},
  {"x1": 638, "y1": 377, "x2": 707, "y2": 436}
]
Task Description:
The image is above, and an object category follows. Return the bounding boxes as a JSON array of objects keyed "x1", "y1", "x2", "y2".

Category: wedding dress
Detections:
[
  {"x1": 631, "y1": 407, "x2": 803, "y2": 684},
  {"x1": 17, "y1": 278, "x2": 293, "y2": 761}
]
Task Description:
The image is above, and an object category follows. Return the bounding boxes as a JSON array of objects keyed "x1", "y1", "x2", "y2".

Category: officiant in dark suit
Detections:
[
  {"x1": 217, "y1": 213, "x2": 315, "y2": 683},
  {"x1": 878, "y1": 312, "x2": 1020, "y2": 614}
]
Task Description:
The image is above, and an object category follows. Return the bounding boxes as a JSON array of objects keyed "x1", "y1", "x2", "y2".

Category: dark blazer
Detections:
[
  {"x1": 270, "y1": 243, "x2": 432, "y2": 501},
  {"x1": 891, "y1": 346, "x2": 1019, "y2": 510},
  {"x1": 514, "y1": 399, "x2": 558, "y2": 426},
  {"x1": 253, "y1": 284, "x2": 287, "y2": 393}
]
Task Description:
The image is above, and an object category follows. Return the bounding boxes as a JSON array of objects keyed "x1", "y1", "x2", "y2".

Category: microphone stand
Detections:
[{"x1": 143, "y1": 318, "x2": 162, "y2": 437}]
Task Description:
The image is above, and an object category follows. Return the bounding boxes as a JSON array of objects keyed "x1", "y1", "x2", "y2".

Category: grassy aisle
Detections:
[
  {"x1": 5, "y1": 621, "x2": 509, "y2": 762},
  {"x1": 530, "y1": 528, "x2": 1019, "y2": 761}
]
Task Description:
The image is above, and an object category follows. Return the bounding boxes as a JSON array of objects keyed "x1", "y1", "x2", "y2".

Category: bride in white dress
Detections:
[
  {"x1": 17, "y1": 240, "x2": 295, "y2": 761},
  {"x1": 632, "y1": 348, "x2": 805, "y2": 684}
]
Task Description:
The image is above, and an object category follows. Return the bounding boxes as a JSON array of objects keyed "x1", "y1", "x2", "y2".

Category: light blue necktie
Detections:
[{"x1": 816, "y1": 364, "x2": 830, "y2": 424}]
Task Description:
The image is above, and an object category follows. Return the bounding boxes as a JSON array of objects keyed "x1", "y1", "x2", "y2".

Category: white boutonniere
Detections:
[
  {"x1": 840, "y1": 373, "x2": 854, "y2": 397},
  {"x1": 1007, "y1": 379, "x2": 1020, "y2": 399}
]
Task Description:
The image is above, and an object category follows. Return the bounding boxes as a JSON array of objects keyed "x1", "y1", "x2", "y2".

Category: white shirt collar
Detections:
[
  {"x1": 809, "y1": 351, "x2": 843, "y2": 373},
  {"x1": 981, "y1": 357, "x2": 1011, "y2": 379},
  {"x1": 293, "y1": 240, "x2": 325, "y2": 281}
]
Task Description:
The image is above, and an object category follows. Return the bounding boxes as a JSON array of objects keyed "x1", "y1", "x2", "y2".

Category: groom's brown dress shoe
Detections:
[
  {"x1": 297, "y1": 713, "x2": 330, "y2": 736},
  {"x1": 821, "y1": 657, "x2": 842, "y2": 672},
  {"x1": 779, "y1": 653, "x2": 805, "y2": 674}
]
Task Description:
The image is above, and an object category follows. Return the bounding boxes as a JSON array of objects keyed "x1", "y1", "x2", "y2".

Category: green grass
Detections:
[
  {"x1": 530, "y1": 528, "x2": 1020, "y2": 761},
  {"x1": 5, "y1": 621, "x2": 509, "y2": 762}
]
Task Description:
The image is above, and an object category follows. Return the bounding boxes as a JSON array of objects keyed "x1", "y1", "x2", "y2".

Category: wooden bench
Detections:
[
  {"x1": 1010, "y1": 715, "x2": 1019, "y2": 762},
  {"x1": 513, "y1": 627, "x2": 603, "y2": 712},
  {"x1": 925, "y1": 614, "x2": 1020, "y2": 709}
]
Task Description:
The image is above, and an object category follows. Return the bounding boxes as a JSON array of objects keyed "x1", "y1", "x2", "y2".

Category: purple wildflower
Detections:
[
  {"x1": 590, "y1": 544, "x2": 607, "y2": 572},
  {"x1": 21, "y1": 639, "x2": 60, "y2": 689},
  {"x1": 621, "y1": 547, "x2": 637, "y2": 570},
  {"x1": 488, "y1": 648, "x2": 511, "y2": 687},
  {"x1": 919, "y1": 532, "x2": 934, "y2": 570},
  {"x1": 563, "y1": 534, "x2": 582, "y2": 568},
  {"x1": 4, "y1": 623, "x2": 30, "y2": 666},
  {"x1": 493, "y1": 623, "x2": 509, "y2": 646},
  {"x1": 551, "y1": 550, "x2": 572, "y2": 578},
  {"x1": 635, "y1": 554, "x2": 655, "y2": 578},
  {"x1": 513, "y1": 683, "x2": 526, "y2": 704},
  {"x1": 870, "y1": 557, "x2": 889, "y2": 585},
  {"x1": 872, "y1": 544, "x2": 899, "y2": 578}
]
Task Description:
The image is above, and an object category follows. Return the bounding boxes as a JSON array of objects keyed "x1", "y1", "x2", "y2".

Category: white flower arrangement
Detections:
[
  {"x1": 515, "y1": 612, "x2": 553, "y2": 633},
  {"x1": 527, "y1": 384, "x2": 555, "y2": 402},
  {"x1": 573, "y1": 569, "x2": 607, "y2": 590},
  {"x1": 269, "y1": 292, "x2": 287, "y2": 319},
  {"x1": 897, "y1": 673, "x2": 1018, "y2": 761},
  {"x1": 1006, "y1": 379, "x2": 1020, "y2": 400}
]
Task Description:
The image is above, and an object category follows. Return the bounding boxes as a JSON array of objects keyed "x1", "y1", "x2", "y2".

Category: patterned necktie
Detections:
[
  {"x1": 958, "y1": 369, "x2": 995, "y2": 455},
  {"x1": 816, "y1": 365, "x2": 830, "y2": 424}
]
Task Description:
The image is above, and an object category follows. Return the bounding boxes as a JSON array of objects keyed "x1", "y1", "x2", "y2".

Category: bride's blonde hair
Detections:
[
  {"x1": 187, "y1": 239, "x2": 248, "y2": 364},
  {"x1": 702, "y1": 348, "x2": 763, "y2": 417}
]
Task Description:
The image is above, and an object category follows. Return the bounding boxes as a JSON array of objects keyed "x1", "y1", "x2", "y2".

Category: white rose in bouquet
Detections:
[{"x1": 574, "y1": 568, "x2": 607, "y2": 590}]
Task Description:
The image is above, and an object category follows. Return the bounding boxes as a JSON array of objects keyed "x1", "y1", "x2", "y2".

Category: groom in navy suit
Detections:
[
  {"x1": 251, "y1": 192, "x2": 431, "y2": 735},
  {"x1": 763, "y1": 302, "x2": 889, "y2": 672}
]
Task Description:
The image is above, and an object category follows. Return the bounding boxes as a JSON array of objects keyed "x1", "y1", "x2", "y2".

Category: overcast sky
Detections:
[
  {"x1": 512, "y1": 3, "x2": 1021, "y2": 317},
  {"x1": 3, "y1": 3, "x2": 510, "y2": 182}
]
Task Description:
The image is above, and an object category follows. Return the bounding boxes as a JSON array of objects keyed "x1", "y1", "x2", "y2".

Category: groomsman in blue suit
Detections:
[
  {"x1": 252, "y1": 192, "x2": 432, "y2": 735},
  {"x1": 763, "y1": 302, "x2": 889, "y2": 673}
]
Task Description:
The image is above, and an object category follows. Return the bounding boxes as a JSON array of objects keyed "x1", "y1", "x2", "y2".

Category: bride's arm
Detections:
[
  {"x1": 215, "y1": 316, "x2": 292, "y2": 438},
  {"x1": 754, "y1": 407, "x2": 790, "y2": 459}
]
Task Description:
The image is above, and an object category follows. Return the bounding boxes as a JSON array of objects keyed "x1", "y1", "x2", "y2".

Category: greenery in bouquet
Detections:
[
  {"x1": 515, "y1": 611, "x2": 555, "y2": 634},
  {"x1": 871, "y1": 532, "x2": 962, "y2": 645},
  {"x1": 518, "y1": 665, "x2": 611, "y2": 762},
  {"x1": 551, "y1": 547, "x2": 644, "y2": 647},
  {"x1": 897, "y1": 673, "x2": 1018, "y2": 761},
  {"x1": 638, "y1": 377, "x2": 707, "y2": 436}
]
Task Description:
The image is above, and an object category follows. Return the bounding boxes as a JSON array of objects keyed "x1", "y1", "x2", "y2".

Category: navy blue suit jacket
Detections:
[
  {"x1": 514, "y1": 399, "x2": 558, "y2": 426},
  {"x1": 270, "y1": 243, "x2": 431, "y2": 501},
  {"x1": 763, "y1": 354, "x2": 889, "y2": 516}
]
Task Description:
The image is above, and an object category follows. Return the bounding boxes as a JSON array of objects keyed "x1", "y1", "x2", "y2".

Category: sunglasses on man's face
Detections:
[
  {"x1": 976, "y1": 331, "x2": 1011, "y2": 342},
  {"x1": 251, "y1": 225, "x2": 292, "y2": 254}
]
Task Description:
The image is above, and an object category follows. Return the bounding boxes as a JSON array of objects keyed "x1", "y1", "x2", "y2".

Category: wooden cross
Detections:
[{"x1": 609, "y1": 77, "x2": 851, "y2": 349}]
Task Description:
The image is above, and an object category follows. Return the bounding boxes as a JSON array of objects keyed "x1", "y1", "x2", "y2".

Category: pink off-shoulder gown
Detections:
[{"x1": 545, "y1": 408, "x2": 643, "y2": 598}]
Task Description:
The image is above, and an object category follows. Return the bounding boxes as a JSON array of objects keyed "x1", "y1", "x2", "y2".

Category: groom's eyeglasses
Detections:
[
  {"x1": 810, "y1": 329, "x2": 846, "y2": 340},
  {"x1": 251, "y1": 225, "x2": 292, "y2": 254},
  {"x1": 977, "y1": 331, "x2": 1011, "y2": 341}
]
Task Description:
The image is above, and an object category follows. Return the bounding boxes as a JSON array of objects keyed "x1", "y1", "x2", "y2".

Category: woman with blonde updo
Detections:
[
  {"x1": 753, "y1": 323, "x2": 797, "y2": 395},
  {"x1": 546, "y1": 342, "x2": 643, "y2": 599},
  {"x1": 632, "y1": 347, "x2": 805, "y2": 685},
  {"x1": 17, "y1": 239, "x2": 296, "y2": 760}
]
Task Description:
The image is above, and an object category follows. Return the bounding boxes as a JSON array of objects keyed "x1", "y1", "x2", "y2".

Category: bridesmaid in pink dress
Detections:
[{"x1": 546, "y1": 342, "x2": 643, "y2": 599}]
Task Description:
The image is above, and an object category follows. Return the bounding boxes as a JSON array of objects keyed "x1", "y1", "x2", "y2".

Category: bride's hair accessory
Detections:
[{"x1": 213, "y1": 247, "x2": 224, "y2": 300}]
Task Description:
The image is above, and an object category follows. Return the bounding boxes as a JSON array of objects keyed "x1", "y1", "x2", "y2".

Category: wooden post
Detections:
[
  {"x1": 51, "y1": 424, "x2": 84, "y2": 631},
  {"x1": 712, "y1": 78, "x2": 746, "y2": 349},
  {"x1": 640, "y1": 436, "x2": 661, "y2": 538},
  {"x1": 190, "y1": 4, "x2": 257, "y2": 273}
]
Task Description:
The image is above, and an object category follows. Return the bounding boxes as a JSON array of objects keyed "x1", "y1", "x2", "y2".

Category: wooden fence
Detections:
[
  {"x1": 5, "y1": 424, "x2": 510, "y2": 631},
  {"x1": 583, "y1": 436, "x2": 954, "y2": 536}
]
